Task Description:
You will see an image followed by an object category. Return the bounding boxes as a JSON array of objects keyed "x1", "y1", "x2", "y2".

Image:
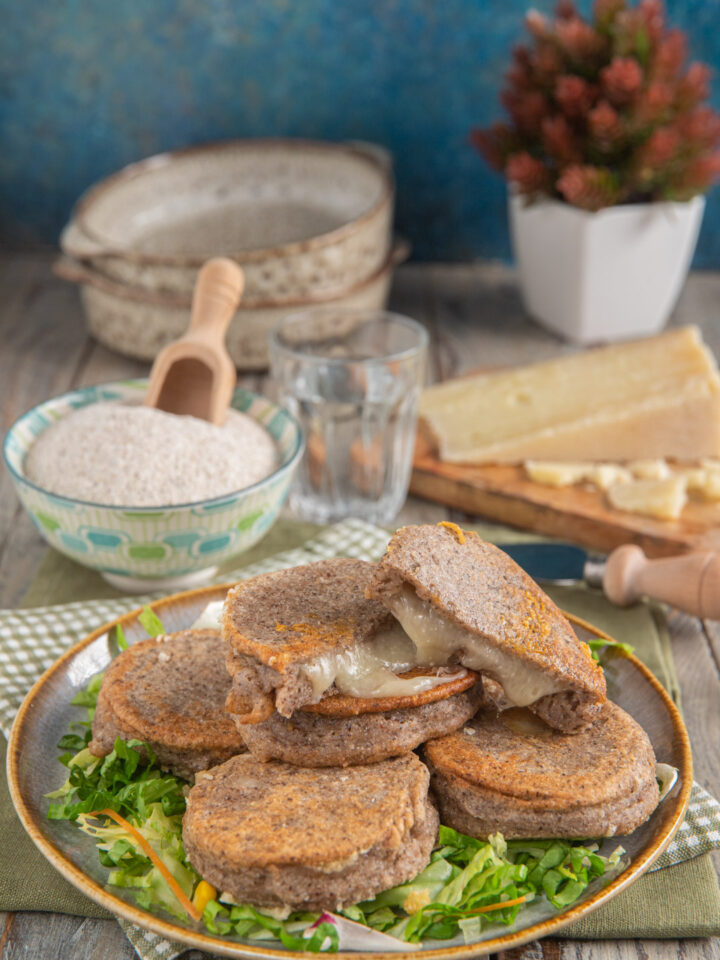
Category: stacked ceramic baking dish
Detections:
[{"x1": 55, "y1": 140, "x2": 403, "y2": 369}]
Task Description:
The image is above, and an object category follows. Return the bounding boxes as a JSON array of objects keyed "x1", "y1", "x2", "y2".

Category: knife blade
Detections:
[
  {"x1": 496, "y1": 541, "x2": 720, "y2": 620},
  {"x1": 495, "y1": 543, "x2": 602, "y2": 585}
]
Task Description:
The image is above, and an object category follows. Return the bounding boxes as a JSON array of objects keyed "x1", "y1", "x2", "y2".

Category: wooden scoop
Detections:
[{"x1": 144, "y1": 258, "x2": 243, "y2": 424}]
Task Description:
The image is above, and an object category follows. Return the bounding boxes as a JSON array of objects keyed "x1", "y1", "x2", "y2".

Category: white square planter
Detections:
[{"x1": 509, "y1": 193, "x2": 705, "y2": 344}]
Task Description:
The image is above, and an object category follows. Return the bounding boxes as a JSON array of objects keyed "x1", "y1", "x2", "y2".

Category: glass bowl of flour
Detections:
[{"x1": 4, "y1": 380, "x2": 303, "y2": 591}]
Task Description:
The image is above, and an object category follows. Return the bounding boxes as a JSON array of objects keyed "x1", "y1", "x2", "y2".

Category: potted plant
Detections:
[{"x1": 473, "y1": 0, "x2": 720, "y2": 344}]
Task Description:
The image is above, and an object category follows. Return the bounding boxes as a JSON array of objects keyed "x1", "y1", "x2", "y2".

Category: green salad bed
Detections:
[{"x1": 46, "y1": 608, "x2": 625, "y2": 952}]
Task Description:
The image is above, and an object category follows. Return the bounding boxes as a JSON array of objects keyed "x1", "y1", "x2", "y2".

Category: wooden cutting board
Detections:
[{"x1": 410, "y1": 432, "x2": 720, "y2": 558}]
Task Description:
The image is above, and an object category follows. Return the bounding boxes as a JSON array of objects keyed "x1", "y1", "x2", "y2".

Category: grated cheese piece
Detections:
[{"x1": 607, "y1": 476, "x2": 688, "y2": 520}]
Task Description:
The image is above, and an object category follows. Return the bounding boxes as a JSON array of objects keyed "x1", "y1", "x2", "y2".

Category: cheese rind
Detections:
[{"x1": 420, "y1": 327, "x2": 720, "y2": 463}]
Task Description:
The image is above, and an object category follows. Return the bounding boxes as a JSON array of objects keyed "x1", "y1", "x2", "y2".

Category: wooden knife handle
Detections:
[{"x1": 603, "y1": 544, "x2": 720, "y2": 620}]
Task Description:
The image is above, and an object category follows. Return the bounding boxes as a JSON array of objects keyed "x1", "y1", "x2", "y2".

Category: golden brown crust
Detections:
[
  {"x1": 300, "y1": 667, "x2": 479, "y2": 716},
  {"x1": 183, "y1": 753, "x2": 432, "y2": 870},
  {"x1": 424, "y1": 702, "x2": 656, "y2": 811},
  {"x1": 223, "y1": 559, "x2": 394, "y2": 675},
  {"x1": 89, "y1": 629, "x2": 247, "y2": 778}
]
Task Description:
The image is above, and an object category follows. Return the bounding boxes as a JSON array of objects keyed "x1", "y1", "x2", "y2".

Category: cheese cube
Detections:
[
  {"x1": 628, "y1": 459, "x2": 671, "y2": 480},
  {"x1": 524, "y1": 461, "x2": 592, "y2": 486},
  {"x1": 607, "y1": 477, "x2": 688, "y2": 520}
]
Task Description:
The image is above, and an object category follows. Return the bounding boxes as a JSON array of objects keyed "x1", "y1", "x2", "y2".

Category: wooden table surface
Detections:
[{"x1": 1, "y1": 251, "x2": 719, "y2": 960}]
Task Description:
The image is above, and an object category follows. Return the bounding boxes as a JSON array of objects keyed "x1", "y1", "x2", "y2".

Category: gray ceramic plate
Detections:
[{"x1": 8, "y1": 585, "x2": 693, "y2": 959}]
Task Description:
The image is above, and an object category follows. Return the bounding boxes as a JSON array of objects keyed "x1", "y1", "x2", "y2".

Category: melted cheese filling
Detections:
[
  {"x1": 299, "y1": 586, "x2": 565, "y2": 705},
  {"x1": 387, "y1": 587, "x2": 565, "y2": 707},
  {"x1": 195, "y1": 591, "x2": 565, "y2": 708},
  {"x1": 300, "y1": 622, "x2": 466, "y2": 700}
]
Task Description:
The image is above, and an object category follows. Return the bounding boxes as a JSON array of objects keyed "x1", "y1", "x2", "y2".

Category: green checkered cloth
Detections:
[{"x1": 2, "y1": 519, "x2": 720, "y2": 960}]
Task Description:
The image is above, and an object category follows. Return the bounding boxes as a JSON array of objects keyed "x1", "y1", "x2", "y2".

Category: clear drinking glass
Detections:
[{"x1": 269, "y1": 309, "x2": 428, "y2": 525}]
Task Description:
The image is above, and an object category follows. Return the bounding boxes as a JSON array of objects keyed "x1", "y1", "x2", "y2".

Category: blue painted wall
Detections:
[{"x1": 1, "y1": 0, "x2": 720, "y2": 264}]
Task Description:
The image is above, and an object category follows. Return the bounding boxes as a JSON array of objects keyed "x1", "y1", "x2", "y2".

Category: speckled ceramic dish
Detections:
[
  {"x1": 8, "y1": 590, "x2": 692, "y2": 959},
  {"x1": 60, "y1": 139, "x2": 394, "y2": 301},
  {"x1": 3, "y1": 381, "x2": 303, "y2": 590},
  {"x1": 54, "y1": 241, "x2": 408, "y2": 369}
]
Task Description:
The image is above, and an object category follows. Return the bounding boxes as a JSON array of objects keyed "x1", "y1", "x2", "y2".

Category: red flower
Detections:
[
  {"x1": 472, "y1": 0, "x2": 720, "y2": 208},
  {"x1": 532, "y1": 43, "x2": 564, "y2": 79},
  {"x1": 506, "y1": 62, "x2": 534, "y2": 91},
  {"x1": 557, "y1": 164, "x2": 621, "y2": 209},
  {"x1": 682, "y1": 153, "x2": 720, "y2": 190},
  {"x1": 634, "y1": 82, "x2": 673, "y2": 124},
  {"x1": 555, "y1": 75, "x2": 596, "y2": 116},
  {"x1": 506, "y1": 152, "x2": 551, "y2": 193},
  {"x1": 501, "y1": 90, "x2": 549, "y2": 135},
  {"x1": 555, "y1": 0, "x2": 577, "y2": 19},
  {"x1": 542, "y1": 115, "x2": 582, "y2": 161},
  {"x1": 640, "y1": 126, "x2": 681, "y2": 167},
  {"x1": 588, "y1": 101, "x2": 624, "y2": 149},
  {"x1": 638, "y1": 0, "x2": 665, "y2": 41},
  {"x1": 601, "y1": 56, "x2": 643, "y2": 104},
  {"x1": 654, "y1": 29, "x2": 686, "y2": 79},
  {"x1": 678, "y1": 107, "x2": 720, "y2": 148},
  {"x1": 677, "y1": 62, "x2": 712, "y2": 105},
  {"x1": 556, "y1": 17, "x2": 605, "y2": 60}
]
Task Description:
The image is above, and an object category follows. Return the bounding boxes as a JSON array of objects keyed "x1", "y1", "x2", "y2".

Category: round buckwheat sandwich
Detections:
[
  {"x1": 424, "y1": 702, "x2": 659, "y2": 839},
  {"x1": 182, "y1": 752, "x2": 439, "y2": 909},
  {"x1": 89, "y1": 629, "x2": 246, "y2": 781}
]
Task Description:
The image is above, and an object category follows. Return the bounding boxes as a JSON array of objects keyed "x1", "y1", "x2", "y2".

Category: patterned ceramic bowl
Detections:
[
  {"x1": 59, "y1": 139, "x2": 394, "y2": 301},
  {"x1": 3, "y1": 380, "x2": 303, "y2": 592}
]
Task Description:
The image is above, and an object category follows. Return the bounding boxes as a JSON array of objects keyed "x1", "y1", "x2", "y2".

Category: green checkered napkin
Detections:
[{"x1": 2, "y1": 518, "x2": 720, "y2": 960}]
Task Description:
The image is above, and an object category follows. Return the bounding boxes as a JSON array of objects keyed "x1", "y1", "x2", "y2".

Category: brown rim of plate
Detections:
[
  {"x1": 7, "y1": 582, "x2": 694, "y2": 960},
  {"x1": 53, "y1": 238, "x2": 409, "y2": 311},
  {"x1": 72, "y1": 139, "x2": 395, "y2": 266},
  {"x1": 300, "y1": 667, "x2": 480, "y2": 717}
]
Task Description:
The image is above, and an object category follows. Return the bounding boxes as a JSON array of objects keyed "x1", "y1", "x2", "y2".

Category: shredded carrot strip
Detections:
[
  {"x1": 90, "y1": 808, "x2": 201, "y2": 921},
  {"x1": 438, "y1": 521, "x2": 466, "y2": 544},
  {"x1": 560, "y1": 608, "x2": 617, "y2": 643},
  {"x1": 465, "y1": 894, "x2": 529, "y2": 915}
]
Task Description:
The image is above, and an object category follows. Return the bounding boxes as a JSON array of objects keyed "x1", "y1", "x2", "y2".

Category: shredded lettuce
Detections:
[
  {"x1": 47, "y1": 612, "x2": 626, "y2": 951},
  {"x1": 586, "y1": 637, "x2": 634, "y2": 661},
  {"x1": 138, "y1": 604, "x2": 166, "y2": 638}
]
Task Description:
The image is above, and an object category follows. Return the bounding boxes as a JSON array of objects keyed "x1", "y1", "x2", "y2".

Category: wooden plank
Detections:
[
  {"x1": 0, "y1": 912, "x2": 136, "y2": 960},
  {"x1": 0, "y1": 254, "x2": 92, "y2": 608},
  {"x1": 494, "y1": 937, "x2": 720, "y2": 958},
  {"x1": 667, "y1": 610, "x2": 720, "y2": 879},
  {"x1": 702, "y1": 621, "x2": 720, "y2": 683}
]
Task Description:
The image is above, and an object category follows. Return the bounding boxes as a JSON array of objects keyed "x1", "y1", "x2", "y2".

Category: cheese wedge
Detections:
[
  {"x1": 419, "y1": 327, "x2": 720, "y2": 463},
  {"x1": 607, "y1": 477, "x2": 688, "y2": 520}
]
